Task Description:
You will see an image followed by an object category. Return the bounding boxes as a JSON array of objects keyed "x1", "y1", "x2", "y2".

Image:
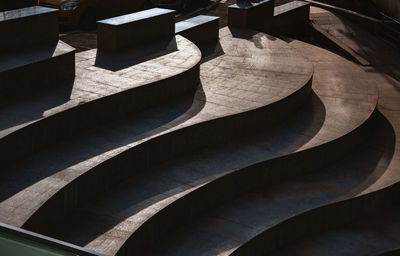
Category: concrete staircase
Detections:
[{"x1": 0, "y1": 2, "x2": 399, "y2": 256}]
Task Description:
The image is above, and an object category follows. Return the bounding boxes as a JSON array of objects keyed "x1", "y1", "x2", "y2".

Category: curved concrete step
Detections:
[
  {"x1": 37, "y1": 30, "x2": 380, "y2": 256},
  {"x1": 0, "y1": 40, "x2": 76, "y2": 101},
  {"x1": 231, "y1": 179, "x2": 400, "y2": 256},
  {"x1": 271, "y1": 207, "x2": 400, "y2": 256},
  {"x1": 379, "y1": 249, "x2": 400, "y2": 256},
  {"x1": 149, "y1": 111, "x2": 389, "y2": 256},
  {"x1": 0, "y1": 35, "x2": 201, "y2": 167},
  {"x1": 0, "y1": 93, "x2": 200, "y2": 225},
  {"x1": 116, "y1": 38, "x2": 381, "y2": 256},
  {"x1": 22, "y1": 27, "x2": 314, "y2": 256},
  {"x1": 0, "y1": 26, "x2": 312, "y2": 235}
]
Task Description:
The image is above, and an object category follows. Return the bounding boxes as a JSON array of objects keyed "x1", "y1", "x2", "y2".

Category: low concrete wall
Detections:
[{"x1": 372, "y1": 0, "x2": 400, "y2": 21}]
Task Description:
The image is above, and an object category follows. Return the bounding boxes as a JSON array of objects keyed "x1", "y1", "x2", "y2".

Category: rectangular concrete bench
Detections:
[
  {"x1": 175, "y1": 15, "x2": 219, "y2": 46},
  {"x1": 0, "y1": 6, "x2": 58, "y2": 53},
  {"x1": 273, "y1": 1, "x2": 310, "y2": 33},
  {"x1": 97, "y1": 8, "x2": 176, "y2": 52},
  {"x1": 228, "y1": 0, "x2": 274, "y2": 30}
]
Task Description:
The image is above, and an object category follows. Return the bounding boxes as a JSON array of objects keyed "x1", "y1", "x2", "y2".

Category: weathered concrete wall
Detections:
[{"x1": 372, "y1": 0, "x2": 400, "y2": 21}]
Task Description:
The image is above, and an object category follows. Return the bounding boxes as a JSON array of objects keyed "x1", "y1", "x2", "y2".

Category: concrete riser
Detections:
[
  {"x1": 231, "y1": 182, "x2": 400, "y2": 256},
  {"x1": 0, "y1": 50, "x2": 75, "y2": 101},
  {"x1": 115, "y1": 105, "x2": 375, "y2": 256},
  {"x1": 23, "y1": 76, "x2": 313, "y2": 246},
  {"x1": 0, "y1": 63, "x2": 200, "y2": 170}
]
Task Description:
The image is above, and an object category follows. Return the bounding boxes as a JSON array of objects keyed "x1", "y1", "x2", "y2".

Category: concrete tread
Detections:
[
  {"x1": 0, "y1": 35, "x2": 200, "y2": 140},
  {"x1": 41, "y1": 29, "x2": 379, "y2": 256}
]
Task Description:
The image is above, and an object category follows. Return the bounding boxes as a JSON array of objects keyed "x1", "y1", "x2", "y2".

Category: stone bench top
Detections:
[
  {"x1": 229, "y1": 0, "x2": 273, "y2": 10},
  {"x1": 0, "y1": 6, "x2": 56, "y2": 22},
  {"x1": 274, "y1": 1, "x2": 310, "y2": 16},
  {"x1": 175, "y1": 15, "x2": 219, "y2": 34},
  {"x1": 97, "y1": 8, "x2": 175, "y2": 26}
]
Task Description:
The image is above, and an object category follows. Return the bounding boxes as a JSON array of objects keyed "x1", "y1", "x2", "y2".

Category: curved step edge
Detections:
[
  {"x1": 23, "y1": 64, "x2": 314, "y2": 235},
  {"x1": 229, "y1": 154, "x2": 399, "y2": 256},
  {"x1": 116, "y1": 103, "x2": 378, "y2": 256},
  {"x1": 378, "y1": 248, "x2": 400, "y2": 256},
  {"x1": 0, "y1": 36, "x2": 201, "y2": 169}
]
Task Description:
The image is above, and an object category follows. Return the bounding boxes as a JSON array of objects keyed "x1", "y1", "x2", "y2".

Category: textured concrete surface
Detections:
[
  {"x1": 307, "y1": 6, "x2": 400, "y2": 195},
  {"x1": 0, "y1": 35, "x2": 201, "y2": 226},
  {"x1": 150, "y1": 112, "x2": 390, "y2": 256},
  {"x1": 1, "y1": 2, "x2": 399, "y2": 256},
  {"x1": 0, "y1": 34, "x2": 200, "y2": 166},
  {"x1": 15, "y1": 27, "x2": 314, "y2": 256},
  {"x1": 129, "y1": 29, "x2": 382, "y2": 256},
  {"x1": 223, "y1": 5, "x2": 400, "y2": 256},
  {"x1": 36, "y1": 28, "x2": 379, "y2": 256}
]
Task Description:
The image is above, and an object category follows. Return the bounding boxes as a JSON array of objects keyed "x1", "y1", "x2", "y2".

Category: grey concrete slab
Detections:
[
  {"x1": 176, "y1": 15, "x2": 220, "y2": 46},
  {"x1": 228, "y1": 0, "x2": 274, "y2": 29},
  {"x1": 0, "y1": 6, "x2": 58, "y2": 52},
  {"x1": 97, "y1": 8, "x2": 175, "y2": 52}
]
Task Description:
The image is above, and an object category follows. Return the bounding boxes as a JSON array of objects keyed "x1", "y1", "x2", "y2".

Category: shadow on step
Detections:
[
  {"x1": 379, "y1": 248, "x2": 400, "y2": 256},
  {"x1": 274, "y1": 23, "x2": 359, "y2": 65},
  {"x1": 199, "y1": 40, "x2": 225, "y2": 64},
  {"x1": 0, "y1": 80, "x2": 74, "y2": 131},
  {"x1": 272, "y1": 206, "x2": 400, "y2": 256},
  {"x1": 47, "y1": 92, "x2": 326, "y2": 250},
  {"x1": 231, "y1": 112, "x2": 396, "y2": 256},
  {"x1": 338, "y1": 112, "x2": 397, "y2": 198},
  {"x1": 95, "y1": 37, "x2": 178, "y2": 72},
  {"x1": 0, "y1": 85, "x2": 206, "y2": 203}
]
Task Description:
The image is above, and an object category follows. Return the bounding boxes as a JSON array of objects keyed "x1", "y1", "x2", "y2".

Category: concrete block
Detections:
[
  {"x1": 228, "y1": 0, "x2": 274, "y2": 31},
  {"x1": 273, "y1": 1, "x2": 310, "y2": 34},
  {"x1": 0, "y1": 6, "x2": 59, "y2": 53},
  {"x1": 176, "y1": 15, "x2": 220, "y2": 46},
  {"x1": 97, "y1": 8, "x2": 176, "y2": 52}
]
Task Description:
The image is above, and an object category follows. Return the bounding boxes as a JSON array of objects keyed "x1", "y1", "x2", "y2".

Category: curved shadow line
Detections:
[
  {"x1": 229, "y1": 111, "x2": 397, "y2": 256},
  {"x1": 122, "y1": 96, "x2": 383, "y2": 255},
  {"x1": 0, "y1": 83, "x2": 206, "y2": 203},
  {"x1": 0, "y1": 36, "x2": 202, "y2": 170},
  {"x1": 28, "y1": 63, "x2": 313, "y2": 248},
  {"x1": 24, "y1": 30, "x2": 314, "y2": 249},
  {"x1": 230, "y1": 180, "x2": 400, "y2": 256},
  {"x1": 107, "y1": 79, "x2": 316, "y2": 255}
]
